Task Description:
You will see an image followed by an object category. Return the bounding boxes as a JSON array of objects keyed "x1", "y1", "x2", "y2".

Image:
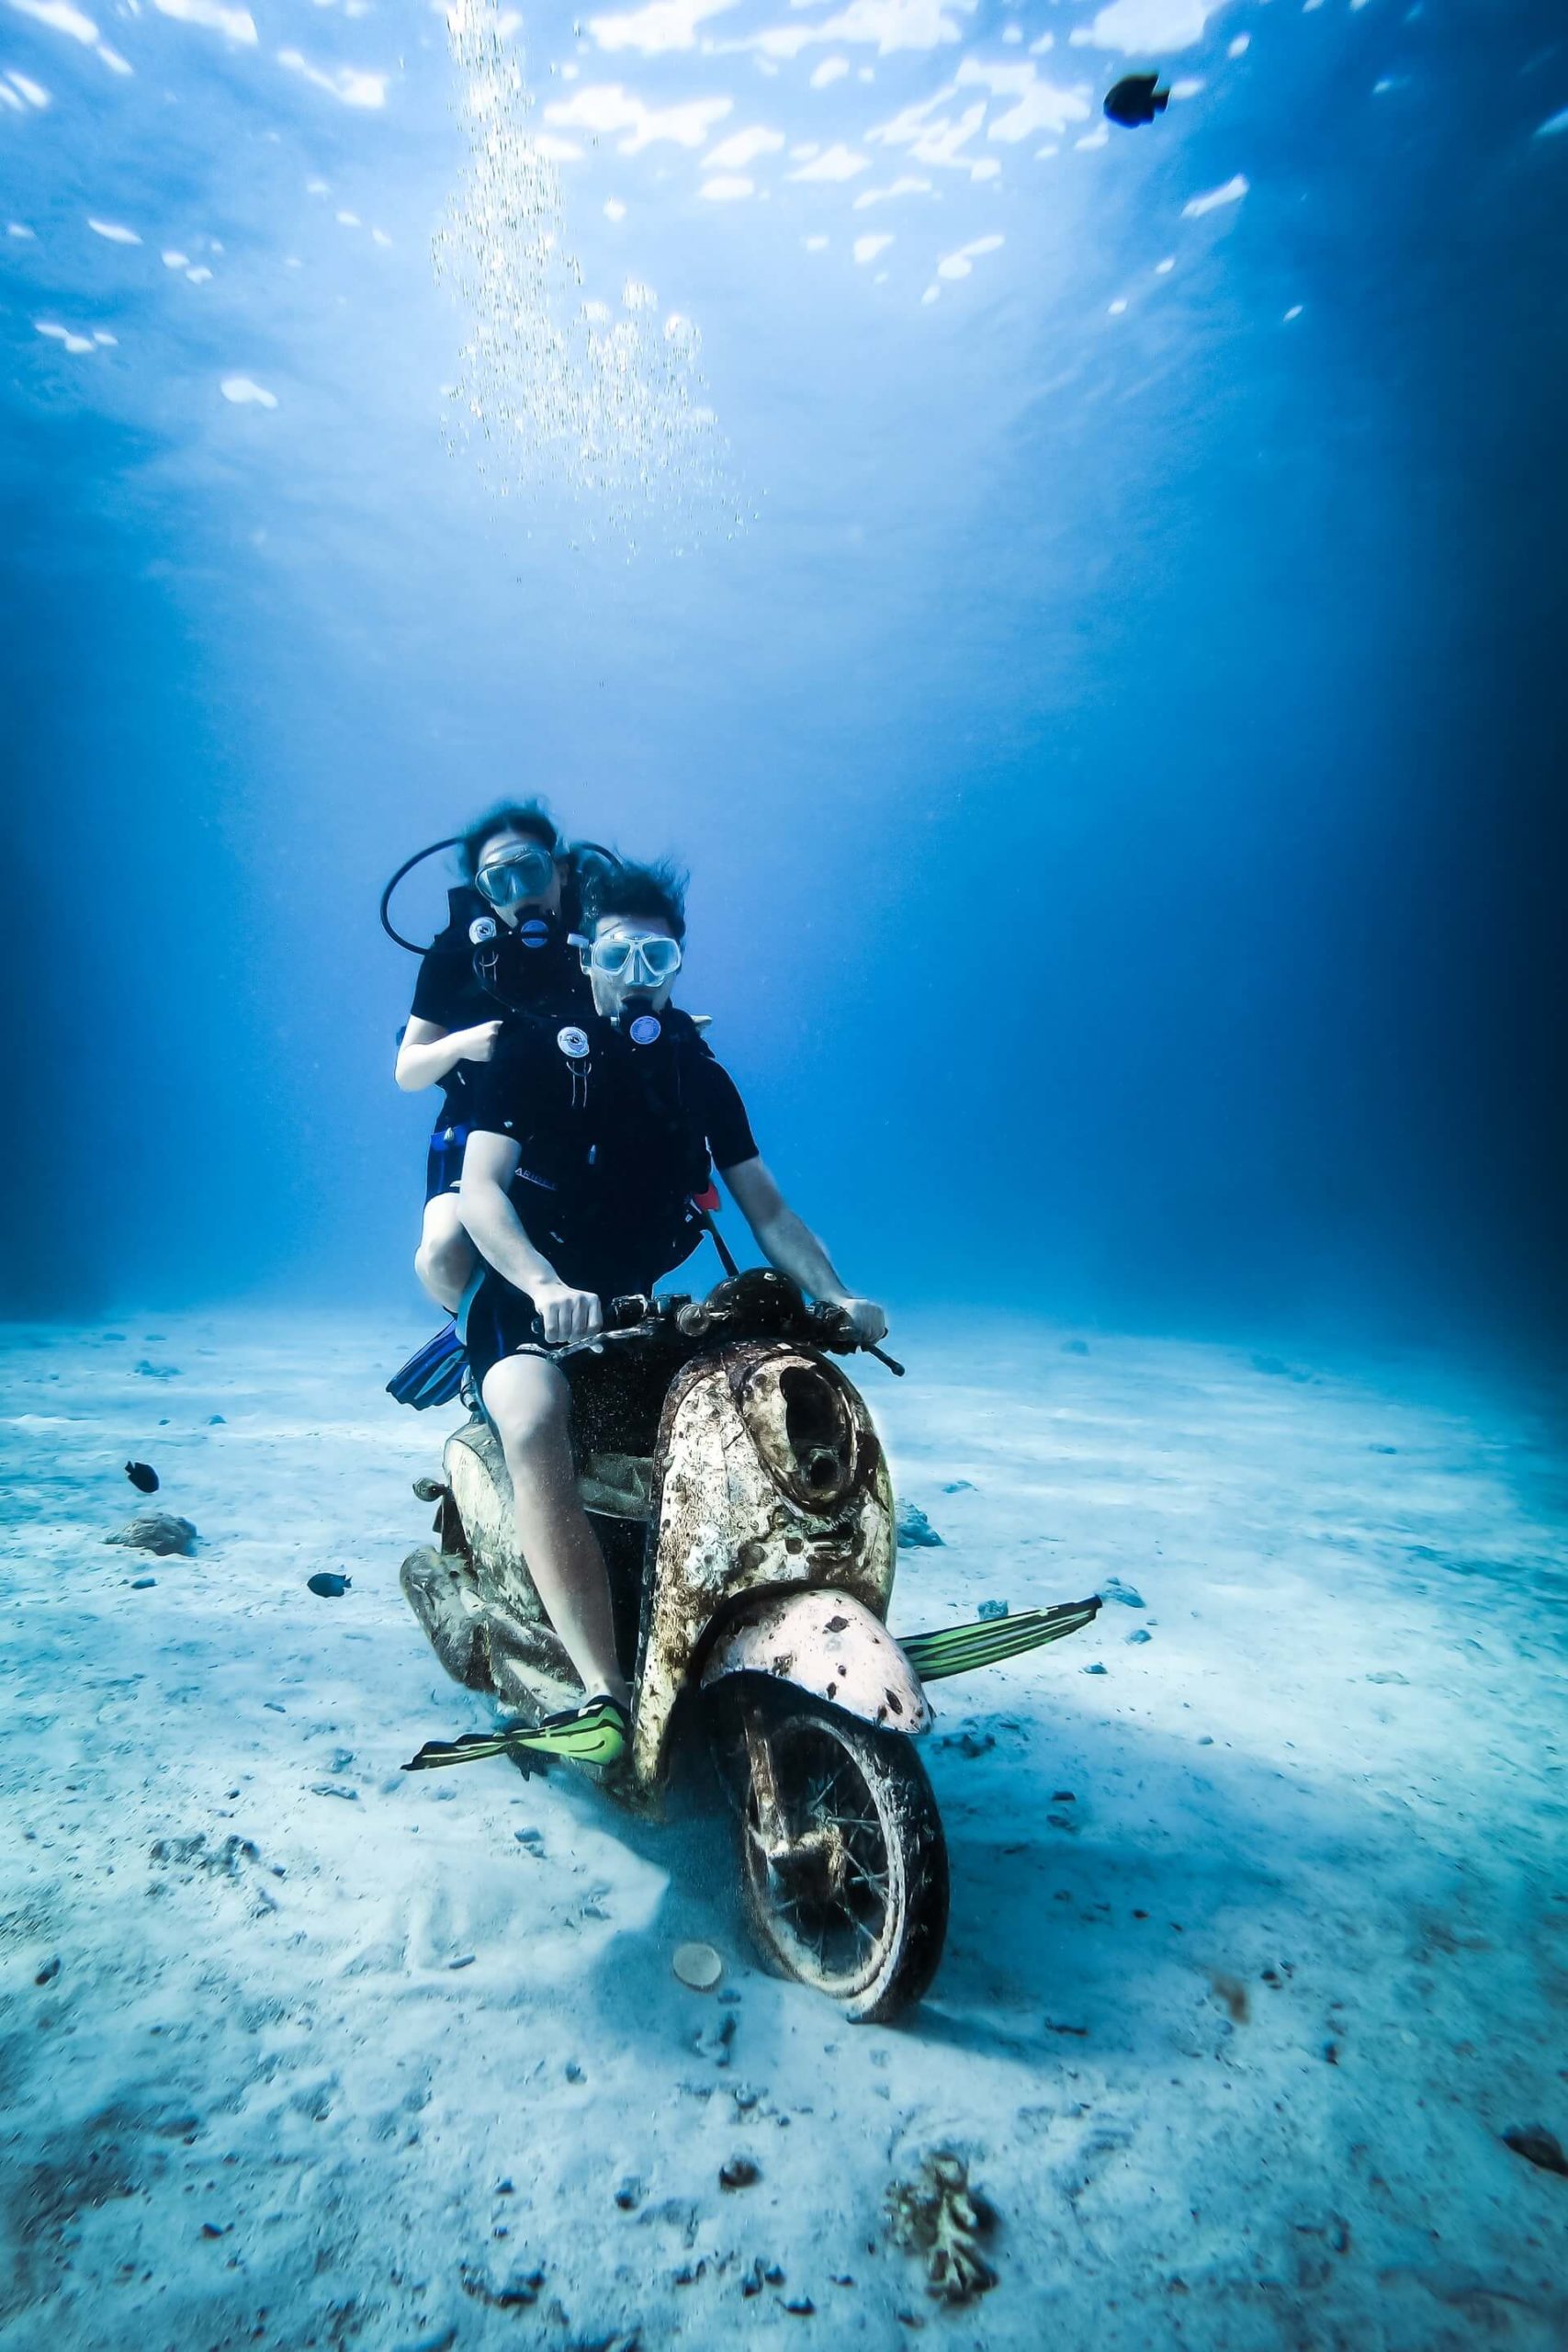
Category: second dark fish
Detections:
[
  {"x1": 126, "y1": 1461, "x2": 160, "y2": 1494},
  {"x1": 1104, "y1": 73, "x2": 1169, "y2": 128}
]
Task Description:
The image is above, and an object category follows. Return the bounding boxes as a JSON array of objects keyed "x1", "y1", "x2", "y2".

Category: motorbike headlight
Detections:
[{"x1": 738, "y1": 1357, "x2": 856, "y2": 1510}]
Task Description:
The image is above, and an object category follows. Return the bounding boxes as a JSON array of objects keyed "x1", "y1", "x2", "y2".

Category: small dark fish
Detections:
[
  {"x1": 125, "y1": 1461, "x2": 160, "y2": 1494},
  {"x1": 308, "y1": 1572, "x2": 351, "y2": 1599},
  {"x1": 1104, "y1": 72, "x2": 1169, "y2": 128},
  {"x1": 1504, "y1": 2124, "x2": 1568, "y2": 2177}
]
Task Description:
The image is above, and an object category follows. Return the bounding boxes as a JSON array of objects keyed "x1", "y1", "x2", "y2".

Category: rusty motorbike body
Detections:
[{"x1": 400, "y1": 1269, "x2": 1098, "y2": 2020}]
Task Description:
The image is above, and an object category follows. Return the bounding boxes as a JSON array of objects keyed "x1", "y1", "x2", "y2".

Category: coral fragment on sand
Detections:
[
  {"x1": 885, "y1": 2152, "x2": 997, "y2": 2304},
  {"x1": 895, "y1": 1501, "x2": 943, "y2": 1550},
  {"x1": 106, "y1": 1510, "x2": 197, "y2": 1557}
]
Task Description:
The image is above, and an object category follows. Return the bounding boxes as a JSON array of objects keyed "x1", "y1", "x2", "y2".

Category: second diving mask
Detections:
[
  {"x1": 474, "y1": 841, "x2": 556, "y2": 910},
  {"x1": 581, "y1": 933, "x2": 683, "y2": 987}
]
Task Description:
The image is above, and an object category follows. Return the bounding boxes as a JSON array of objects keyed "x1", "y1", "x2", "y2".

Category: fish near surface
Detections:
[{"x1": 1104, "y1": 73, "x2": 1169, "y2": 128}]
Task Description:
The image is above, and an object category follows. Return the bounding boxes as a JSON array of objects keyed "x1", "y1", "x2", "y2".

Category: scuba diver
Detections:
[
  {"x1": 457, "y1": 858, "x2": 888, "y2": 1763},
  {"x1": 391, "y1": 800, "x2": 590, "y2": 1316},
  {"x1": 383, "y1": 801, "x2": 626, "y2": 1410}
]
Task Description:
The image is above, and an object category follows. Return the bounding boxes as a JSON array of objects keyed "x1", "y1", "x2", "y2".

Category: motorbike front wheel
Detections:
[{"x1": 713, "y1": 1690, "x2": 949, "y2": 2022}]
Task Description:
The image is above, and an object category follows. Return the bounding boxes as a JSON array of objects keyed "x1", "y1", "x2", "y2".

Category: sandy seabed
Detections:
[{"x1": 1, "y1": 1309, "x2": 1564, "y2": 2352}]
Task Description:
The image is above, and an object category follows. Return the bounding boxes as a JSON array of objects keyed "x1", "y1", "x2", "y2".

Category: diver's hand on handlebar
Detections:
[
  {"x1": 811, "y1": 1295, "x2": 904, "y2": 1374},
  {"x1": 824, "y1": 1296, "x2": 889, "y2": 1349},
  {"x1": 533, "y1": 1283, "x2": 604, "y2": 1345}
]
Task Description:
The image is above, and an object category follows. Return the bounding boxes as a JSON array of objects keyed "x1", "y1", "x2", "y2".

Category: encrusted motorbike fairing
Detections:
[
  {"x1": 443, "y1": 1420, "x2": 541, "y2": 1625},
  {"x1": 630, "y1": 1341, "x2": 897, "y2": 1787},
  {"x1": 700, "y1": 1588, "x2": 931, "y2": 1735},
  {"x1": 432, "y1": 1342, "x2": 897, "y2": 1798},
  {"x1": 399, "y1": 1542, "x2": 581, "y2": 1717}
]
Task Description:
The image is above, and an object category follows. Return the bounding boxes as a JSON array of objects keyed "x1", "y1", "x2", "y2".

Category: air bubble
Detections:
[{"x1": 434, "y1": 0, "x2": 731, "y2": 542}]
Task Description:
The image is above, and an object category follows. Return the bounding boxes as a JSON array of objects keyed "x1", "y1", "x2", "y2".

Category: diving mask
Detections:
[
  {"x1": 474, "y1": 841, "x2": 556, "y2": 909},
  {"x1": 581, "y1": 933, "x2": 683, "y2": 987}
]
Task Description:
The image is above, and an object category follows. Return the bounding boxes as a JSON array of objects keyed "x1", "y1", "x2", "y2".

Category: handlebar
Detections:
[
  {"x1": 810, "y1": 1306, "x2": 906, "y2": 1377},
  {"x1": 533, "y1": 1273, "x2": 904, "y2": 1375}
]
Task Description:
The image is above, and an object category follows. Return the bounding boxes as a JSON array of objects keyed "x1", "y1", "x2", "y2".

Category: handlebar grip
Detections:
[
  {"x1": 808, "y1": 1302, "x2": 905, "y2": 1374},
  {"x1": 528, "y1": 1294, "x2": 650, "y2": 1351}
]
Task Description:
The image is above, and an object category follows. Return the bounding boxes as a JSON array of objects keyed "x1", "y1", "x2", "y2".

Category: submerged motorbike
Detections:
[{"x1": 400, "y1": 1267, "x2": 1100, "y2": 2022}]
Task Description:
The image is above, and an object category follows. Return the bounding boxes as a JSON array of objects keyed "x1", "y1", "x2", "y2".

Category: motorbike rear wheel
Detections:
[{"x1": 712, "y1": 1689, "x2": 949, "y2": 2022}]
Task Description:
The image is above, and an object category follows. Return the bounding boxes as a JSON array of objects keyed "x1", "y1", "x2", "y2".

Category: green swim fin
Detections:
[
  {"x1": 899, "y1": 1597, "x2": 1101, "y2": 1683},
  {"x1": 403, "y1": 1694, "x2": 629, "y2": 1773}
]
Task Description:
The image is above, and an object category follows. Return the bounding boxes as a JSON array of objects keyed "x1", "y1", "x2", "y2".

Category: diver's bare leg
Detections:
[
  {"x1": 415, "y1": 1192, "x2": 476, "y2": 1313},
  {"x1": 480, "y1": 1353, "x2": 631, "y2": 1711}
]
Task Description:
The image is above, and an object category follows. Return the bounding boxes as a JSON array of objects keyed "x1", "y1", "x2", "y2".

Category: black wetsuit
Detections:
[
  {"x1": 462, "y1": 1007, "x2": 758, "y2": 1388},
  {"x1": 408, "y1": 888, "x2": 590, "y2": 1200}
]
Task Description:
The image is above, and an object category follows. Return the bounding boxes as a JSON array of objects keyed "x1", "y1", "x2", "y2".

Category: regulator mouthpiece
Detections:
[{"x1": 620, "y1": 994, "x2": 662, "y2": 1045}]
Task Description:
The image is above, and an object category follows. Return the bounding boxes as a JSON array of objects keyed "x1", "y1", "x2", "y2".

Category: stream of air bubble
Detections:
[{"x1": 434, "y1": 0, "x2": 736, "y2": 545}]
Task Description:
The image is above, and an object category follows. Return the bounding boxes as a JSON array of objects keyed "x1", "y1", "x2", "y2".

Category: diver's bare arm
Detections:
[
  {"x1": 458, "y1": 1133, "x2": 565, "y2": 1294},
  {"x1": 721, "y1": 1157, "x2": 853, "y2": 1306},
  {"x1": 394, "y1": 1015, "x2": 502, "y2": 1093},
  {"x1": 722, "y1": 1157, "x2": 887, "y2": 1342}
]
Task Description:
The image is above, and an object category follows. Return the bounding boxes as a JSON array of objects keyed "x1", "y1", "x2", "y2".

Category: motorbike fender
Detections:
[{"x1": 700, "y1": 1588, "x2": 932, "y2": 1736}]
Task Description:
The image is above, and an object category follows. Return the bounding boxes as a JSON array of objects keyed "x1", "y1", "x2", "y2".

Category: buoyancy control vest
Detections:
[
  {"x1": 451, "y1": 886, "x2": 589, "y2": 1027},
  {"x1": 503, "y1": 1007, "x2": 717, "y2": 1289}
]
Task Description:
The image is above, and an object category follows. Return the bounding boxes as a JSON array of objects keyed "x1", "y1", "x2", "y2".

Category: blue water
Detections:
[{"x1": 3, "y1": 0, "x2": 1563, "y2": 1347}]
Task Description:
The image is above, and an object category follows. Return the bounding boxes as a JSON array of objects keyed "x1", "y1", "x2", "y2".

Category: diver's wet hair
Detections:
[
  {"x1": 457, "y1": 800, "x2": 559, "y2": 881},
  {"x1": 585, "y1": 857, "x2": 688, "y2": 941}
]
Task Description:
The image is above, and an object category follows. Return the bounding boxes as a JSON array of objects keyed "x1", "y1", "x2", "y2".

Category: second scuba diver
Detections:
[
  {"x1": 456, "y1": 858, "x2": 888, "y2": 1764},
  {"x1": 394, "y1": 801, "x2": 589, "y2": 1314}
]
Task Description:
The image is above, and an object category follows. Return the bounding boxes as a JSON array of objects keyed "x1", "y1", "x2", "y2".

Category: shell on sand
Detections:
[{"x1": 672, "y1": 1940, "x2": 724, "y2": 1992}]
